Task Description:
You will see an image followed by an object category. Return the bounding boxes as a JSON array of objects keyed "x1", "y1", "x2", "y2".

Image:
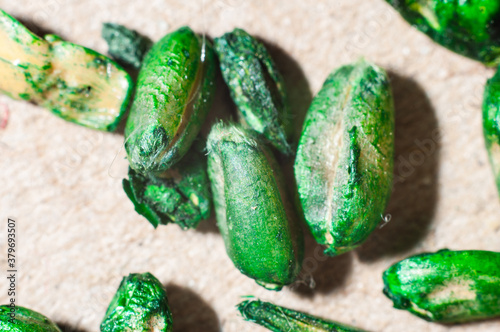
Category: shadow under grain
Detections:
[
  {"x1": 56, "y1": 322, "x2": 90, "y2": 332},
  {"x1": 165, "y1": 283, "x2": 220, "y2": 332},
  {"x1": 357, "y1": 71, "x2": 440, "y2": 261},
  {"x1": 195, "y1": 215, "x2": 219, "y2": 234},
  {"x1": 200, "y1": 41, "x2": 238, "y2": 138},
  {"x1": 438, "y1": 316, "x2": 500, "y2": 328},
  {"x1": 15, "y1": 16, "x2": 59, "y2": 39},
  {"x1": 291, "y1": 232, "x2": 353, "y2": 297},
  {"x1": 259, "y1": 37, "x2": 313, "y2": 146}
]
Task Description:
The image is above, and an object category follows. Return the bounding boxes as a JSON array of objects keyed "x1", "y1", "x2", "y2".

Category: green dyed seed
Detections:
[
  {"x1": 237, "y1": 298, "x2": 367, "y2": 332},
  {"x1": 124, "y1": 26, "x2": 216, "y2": 174},
  {"x1": 294, "y1": 58, "x2": 394, "y2": 256},
  {"x1": 0, "y1": 305, "x2": 62, "y2": 332},
  {"x1": 0, "y1": 9, "x2": 133, "y2": 131},
  {"x1": 102, "y1": 23, "x2": 152, "y2": 70},
  {"x1": 483, "y1": 67, "x2": 500, "y2": 195},
  {"x1": 383, "y1": 249, "x2": 500, "y2": 323},
  {"x1": 207, "y1": 123, "x2": 303, "y2": 290},
  {"x1": 386, "y1": 0, "x2": 500, "y2": 65},
  {"x1": 214, "y1": 28, "x2": 292, "y2": 155},
  {"x1": 100, "y1": 272, "x2": 173, "y2": 332},
  {"x1": 123, "y1": 140, "x2": 212, "y2": 229}
]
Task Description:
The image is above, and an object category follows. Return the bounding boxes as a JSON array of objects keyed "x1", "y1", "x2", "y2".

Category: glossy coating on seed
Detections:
[
  {"x1": 102, "y1": 23, "x2": 152, "y2": 70},
  {"x1": 124, "y1": 26, "x2": 216, "y2": 174},
  {"x1": 100, "y1": 272, "x2": 173, "y2": 332},
  {"x1": 386, "y1": 0, "x2": 500, "y2": 65},
  {"x1": 237, "y1": 299, "x2": 367, "y2": 332},
  {"x1": 0, "y1": 9, "x2": 133, "y2": 131},
  {"x1": 483, "y1": 67, "x2": 500, "y2": 194},
  {"x1": 294, "y1": 59, "x2": 394, "y2": 256},
  {"x1": 383, "y1": 249, "x2": 500, "y2": 323},
  {"x1": 0, "y1": 305, "x2": 62, "y2": 332},
  {"x1": 123, "y1": 140, "x2": 212, "y2": 229},
  {"x1": 214, "y1": 28, "x2": 292, "y2": 155},
  {"x1": 207, "y1": 123, "x2": 303, "y2": 290}
]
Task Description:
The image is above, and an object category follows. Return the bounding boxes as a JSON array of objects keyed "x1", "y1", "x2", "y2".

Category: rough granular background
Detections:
[{"x1": 1, "y1": 0, "x2": 500, "y2": 331}]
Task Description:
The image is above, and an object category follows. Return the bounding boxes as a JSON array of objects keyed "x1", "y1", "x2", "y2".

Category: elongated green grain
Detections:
[
  {"x1": 214, "y1": 28, "x2": 292, "y2": 155},
  {"x1": 294, "y1": 59, "x2": 394, "y2": 256},
  {"x1": 124, "y1": 26, "x2": 216, "y2": 174},
  {"x1": 207, "y1": 123, "x2": 303, "y2": 290},
  {"x1": 237, "y1": 298, "x2": 367, "y2": 332},
  {"x1": 386, "y1": 0, "x2": 500, "y2": 65},
  {"x1": 483, "y1": 67, "x2": 500, "y2": 195},
  {"x1": 383, "y1": 250, "x2": 500, "y2": 323}
]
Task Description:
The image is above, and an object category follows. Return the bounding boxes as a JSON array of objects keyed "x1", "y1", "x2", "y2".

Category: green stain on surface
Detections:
[{"x1": 0, "y1": 9, "x2": 133, "y2": 131}]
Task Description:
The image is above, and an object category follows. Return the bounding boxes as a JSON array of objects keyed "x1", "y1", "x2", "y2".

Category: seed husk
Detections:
[
  {"x1": 206, "y1": 123, "x2": 303, "y2": 290},
  {"x1": 483, "y1": 67, "x2": 500, "y2": 194},
  {"x1": 294, "y1": 58, "x2": 394, "y2": 256},
  {"x1": 0, "y1": 9, "x2": 133, "y2": 131},
  {"x1": 124, "y1": 26, "x2": 216, "y2": 174},
  {"x1": 123, "y1": 139, "x2": 212, "y2": 229},
  {"x1": 100, "y1": 272, "x2": 173, "y2": 332},
  {"x1": 214, "y1": 28, "x2": 292, "y2": 155},
  {"x1": 386, "y1": 0, "x2": 500, "y2": 65},
  {"x1": 383, "y1": 249, "x2": 500, "y2": 323},
  {"x1": 237, "y1": 298, "x2": 368, "y2": 332},
  {"x1": 0, "y1": 306, "x2": 62, "y2": 332},
  {"x1": 102, "y1": 23, "x2": 153, "y2": 70}
]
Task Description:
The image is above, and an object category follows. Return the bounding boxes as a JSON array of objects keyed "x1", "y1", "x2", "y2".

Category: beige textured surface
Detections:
[{"x1": 1, "y1": 0, "x2": 500, "y2": 331}]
